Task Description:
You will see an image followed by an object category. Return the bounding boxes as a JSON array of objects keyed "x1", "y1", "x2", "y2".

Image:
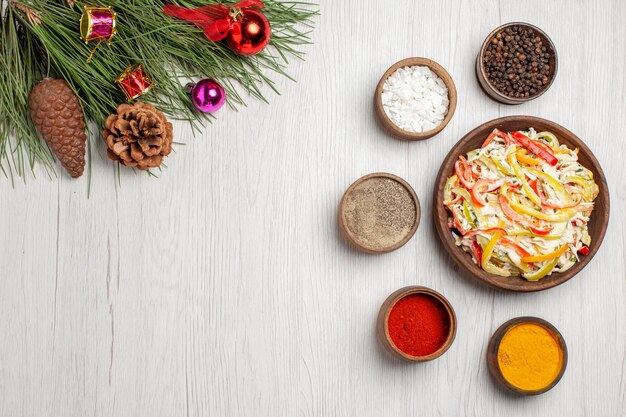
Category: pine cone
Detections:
[
  {"x1": 102, "y1": 102, "x2": 174, "y2": 170},
  {"x1": 29, "y1": 78, "x2": 86, "y2": 178}
]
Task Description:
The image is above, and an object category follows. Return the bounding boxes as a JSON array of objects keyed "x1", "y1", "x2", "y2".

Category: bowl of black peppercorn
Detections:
[{"x1": 476, "y1": 22, "x2": 558, "y2": 104}]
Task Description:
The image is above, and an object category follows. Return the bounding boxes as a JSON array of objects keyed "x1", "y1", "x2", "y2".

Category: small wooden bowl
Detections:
[
  {"x1": 487, "y1": 317, "x2": 568, "y2": 395},
  {"x1": 339, "y1": 173, "x2": 420, "y2": 254},
  {"x1": 376, "y1": 286, "x2": 457, "y2": 362},
  {"x1": 433, "y1": 116, "x2": 610, "y2": 292},
  {"x1": 374, "y1": 57, "x2": 457, "y2": 141},
  {"x1": 476, "y1": 22, "x2": 558, "y2": 104}
]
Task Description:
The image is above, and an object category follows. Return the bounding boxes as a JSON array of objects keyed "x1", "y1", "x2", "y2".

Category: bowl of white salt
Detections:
[{"x1": 374, "y1": 57, "x2": 457, "y2": 141}]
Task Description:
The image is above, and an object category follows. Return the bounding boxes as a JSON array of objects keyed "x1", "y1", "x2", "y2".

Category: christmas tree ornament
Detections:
[
  {"x1": 115, "y1": 64, "x2": 154, "y2": 101},
  {"x1": 162, "y1": 0, "x2": 271, "y2": 56},
  {"x1": 103, "y1": 102, "x2": 174, "y2": 170},
  {"x1": 80, "y1": 6, "x2": 117, "y2": 63},
  {"x1": 187, "y1": 79, "x2": 226, "y2": 113},
  {"x1": 29, "y1": 79, "x2": 87, "y2": 178},
  {"x1": 4, "y1": 0, "x2": 313, "y2": 181},
  {"x1": 226, "y1": 8, "x2": 271, "y2": 55},
  {"x1": 80, "y1": 6, "x2": 116, "y2": 43}
]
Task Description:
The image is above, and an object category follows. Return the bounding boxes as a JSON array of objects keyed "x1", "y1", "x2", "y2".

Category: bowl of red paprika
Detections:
[{"x1": 376, "y1": 286, "x2": 457, "y2": 362}]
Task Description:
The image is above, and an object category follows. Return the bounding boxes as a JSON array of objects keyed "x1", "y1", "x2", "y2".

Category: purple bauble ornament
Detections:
[{"x1": 187, "y1": 79, "x2": 226, "y2": 113}]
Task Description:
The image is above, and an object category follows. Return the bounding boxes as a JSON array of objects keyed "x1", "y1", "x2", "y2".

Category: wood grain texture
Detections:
[{"x1": 1, "y1": 0, "x2": 625, "y2": 416}]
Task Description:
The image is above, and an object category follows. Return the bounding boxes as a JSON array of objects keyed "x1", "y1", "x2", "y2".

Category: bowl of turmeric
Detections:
[{"x1": 487, "y1": 316, "x2": 568, "y2": 395}]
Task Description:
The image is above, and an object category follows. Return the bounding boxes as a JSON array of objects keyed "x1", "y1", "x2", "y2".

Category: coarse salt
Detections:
[{"x1": 381, "y1": 65, "x2": 450, "y2": 133}]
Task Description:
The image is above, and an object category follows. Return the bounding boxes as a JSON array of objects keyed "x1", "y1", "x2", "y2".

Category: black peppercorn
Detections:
[{"x1": 482, "y1": 25, "x2": 553, "y2": 99}]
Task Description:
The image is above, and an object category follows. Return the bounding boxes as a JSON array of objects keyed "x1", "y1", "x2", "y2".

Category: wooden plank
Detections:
[{"x1": 0, "y1": 0, "x2": 624, "y2": 415}]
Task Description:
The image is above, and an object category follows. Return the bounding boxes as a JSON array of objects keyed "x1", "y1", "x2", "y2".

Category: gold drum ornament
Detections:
[
  {"x1": 80, "y1": 6, "x2": 117, "y2": 44},
  {"x1": 115, "y1": 64, "x2": 154, "y2": 101}
]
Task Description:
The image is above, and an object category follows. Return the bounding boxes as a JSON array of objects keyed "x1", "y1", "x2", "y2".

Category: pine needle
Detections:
[{"x1": 1, "y1": 0, "x2": 317, "y2": 181}]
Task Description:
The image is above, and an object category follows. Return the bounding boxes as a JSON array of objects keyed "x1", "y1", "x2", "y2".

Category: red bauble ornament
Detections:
[{"x1": 226, "y1": 9, "x2": 271, "y2": 56}]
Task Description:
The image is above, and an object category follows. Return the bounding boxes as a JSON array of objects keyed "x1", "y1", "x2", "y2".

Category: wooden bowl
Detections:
[
  {"x1": 476, "y1": 22, "x2": 558, "y2": 105},
  {"x1": 339, "y1": 173, "x2": 420, "y2": 254},
  {"x1": 376, "y1": 286, "x2": 457, "y2": 362},
  {"x1": 374, "y1": 57, "x2": 457, "y2": 141},
  {"x1": 487, "y1": 317, "x2": 568, "y2": 395},
  {"x1": 433, "y1": 116, "x2": 610, "y2": 292}
]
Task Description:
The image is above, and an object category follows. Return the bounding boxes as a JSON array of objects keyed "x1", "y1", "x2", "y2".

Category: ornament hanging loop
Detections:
[
  {"x1": 85, "y1": 39, "x2": 104, "y2": 64},
  {"x1": 229, "y1": 7, "x2": 244, "y2": 22},
  {"x1": 80, "y1": 6, "x2": 117, "y2": 64}
]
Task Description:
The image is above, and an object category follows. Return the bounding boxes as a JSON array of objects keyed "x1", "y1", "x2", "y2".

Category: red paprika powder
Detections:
[{"x1": 387, "y1": 294, "x2": 450, "y2": 357}]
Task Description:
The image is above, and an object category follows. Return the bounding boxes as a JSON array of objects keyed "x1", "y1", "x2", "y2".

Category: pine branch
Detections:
[
  {"x1": 2, "y1": 0, "x2": 317, "y2": 180},
  {"x1": 10, "y1": 1, "x2": 41, "y2": 25},
  {"x1": 0, "y1": 3, "x2": 54, "y2": 182}
]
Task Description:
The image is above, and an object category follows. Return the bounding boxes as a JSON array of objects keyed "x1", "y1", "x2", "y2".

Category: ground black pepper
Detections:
[
  {"x1": 343, "y1": 178, "x2": 417, "y2": 250},
  {"x1": 482, "y1": 25, "x2": 553, "y2": 99}
]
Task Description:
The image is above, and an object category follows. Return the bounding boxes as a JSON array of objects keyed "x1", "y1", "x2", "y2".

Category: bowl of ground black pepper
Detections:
[
  {"x1": 338, "y1": 173, "x2": 420, "y2": 254},
  {"x1": 476, "y1": 23, "x2": 558, "y2": 104}
]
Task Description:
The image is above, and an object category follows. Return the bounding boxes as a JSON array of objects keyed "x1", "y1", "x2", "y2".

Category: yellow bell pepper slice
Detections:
[
  {"x1": 567, "y1": 175, "x2": 594, "y2": 186},
  {"x1": 507, "y1": 198, "x2": 575, "y2": 221},
  {"x1": 463, "y1": 200, "x2": 478, "y2": 227},
  {"x1": 507, "y1": 146, "x2": 542, "y2": 207},
  {"x1": 566, "y1": 175, "x2": 599, "y2": 200},
  {"x1": 522, "y1": 257, "x2": 560, "y2": 281},
  {"x1": 442, "y1": 175, "x2": 458, "y2": 205},
  {"x1": 503, "y1": 184, "x2": 574, "y2": 222},
  {"x1": 516, "y1": 148, "x2": 542, "y2": 166},
  {"x1": 521, "y1": 244, "x2": 569, "y2": 263},
  {"x1": 491, "y1": 155, "x2": 515, "y2": 176},
  {"x1": 536, "y1": 131, "x2": 559, "y2": 148},
  {"x1": 451, "y1": 187, "x2": 472, "y2": 204},
  {"x1": 525, "y1": 167, "x2": 573, "y2": 204},
  {"x1": 507, "y1": 229, "x2": 564, "y2": 240},
  {"x1": 478, "y1": 155, "x2": 503, "y2": 177},
  {"x1": 481, "y1": 230, "x2": 510, "y2": 277}
]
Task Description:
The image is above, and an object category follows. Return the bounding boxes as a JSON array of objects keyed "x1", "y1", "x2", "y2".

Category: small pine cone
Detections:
[
  {"x1": 102, "y1": 102, "x2": 174, "y2": 170},
  {"x1": 29, "y1": 78, "x2": 86, "y2": 178}
]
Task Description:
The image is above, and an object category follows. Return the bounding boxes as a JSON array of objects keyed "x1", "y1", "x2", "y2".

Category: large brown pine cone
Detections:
[
  {"x1": 29, "y1": 78, "x2": 86, "y2": 178},
  {"x1": 102, "y1": 102, "x2": 173, "y2": 170}
]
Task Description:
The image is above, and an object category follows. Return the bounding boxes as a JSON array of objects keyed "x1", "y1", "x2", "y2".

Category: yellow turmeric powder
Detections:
[{"x1": 497, "y1": 322, "x2": 563, "y2": 391}]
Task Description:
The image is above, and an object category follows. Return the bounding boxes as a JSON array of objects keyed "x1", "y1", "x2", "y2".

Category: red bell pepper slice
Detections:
[
  {"x1": 529, "y1": 178, "x2": 542, "y2": 198},
  {"x1": 530, "y1": 178, "x2": 582, "y2": 209},
  {"x1": 471, "y1": 179, "x2": 502, "y2": 207},
  {"x1": 443, "y1": 194, "x2": 462, "y2": 206},
  {"x1": 454, "y1": 155, "x2": 475, "y2": 189},
  {"x1": 499, "y1": 193, "x2": 554, "y2": 235},
  {"x1": 533, "y1": 140, "x2": 555, "y2": 156},
  {"x1": 578, "y1": 246, "x2": 590, "y2": 255},
  {"x1": 500, "y1": 237, "x2": 532, "y2": 258},
  {"x1": 482, "y1": 128, "x2": 508, "y2": 148},
  {"x1": 528, "y1": 223, "x2": 553, "y2": 237},
  {"x1": 541, "y1": 194, "x2": 582, "y2": 209},
  {"x1": 509, "y1": 131, "x2": 558, "y2": 166},
  {"x1": 470, "y1": 239, "x2": 483, "y2": 268},
  {"x1": 449, "y1": 206, "x2": 467, "y2": 234}
]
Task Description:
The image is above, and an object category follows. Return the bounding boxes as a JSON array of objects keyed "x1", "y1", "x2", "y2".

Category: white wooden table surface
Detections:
[{"x1": 1, "y1": 1, "x2": 625, "y2": 415}]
